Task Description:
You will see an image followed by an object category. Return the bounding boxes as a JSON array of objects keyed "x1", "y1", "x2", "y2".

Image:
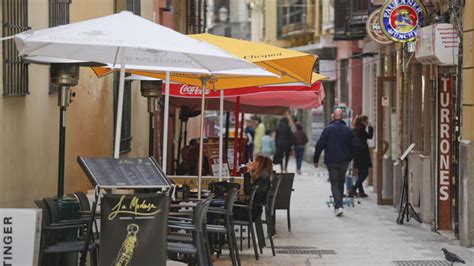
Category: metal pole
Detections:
[
  {"x1": 225, "y1": 111, "x2": 230, "y2": 155},
  {"x1": 197, "y1": 78, "x2": 208, "y2": 200},
  {"x1": 219, "y1": 89, "x2": 224, "y2": 180},
  {"x1": 114, "y1": 48, "x2": 126, "y2": 158},
  {"x1": 233, "y1": 97, "x2": 240, "y2": 176},
  {"x1": 58, "y1": 105, "x2": 66, "y2": 198},
  {"x1": 239, "y1": 112, "x2": 245, "y2": 166},
  {"x1": 162, "y1": 71, "x2": 171, "y2": 172}
]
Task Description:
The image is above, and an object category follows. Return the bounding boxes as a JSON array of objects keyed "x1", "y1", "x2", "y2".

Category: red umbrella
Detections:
[{"x1": 165, "y1": 80, "x2": 325, "y2": 176}]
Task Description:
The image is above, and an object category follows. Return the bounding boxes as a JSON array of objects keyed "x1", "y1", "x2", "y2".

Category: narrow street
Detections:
[{"x1": 216, "y1": 159, "x2": 474, "y2": 266}]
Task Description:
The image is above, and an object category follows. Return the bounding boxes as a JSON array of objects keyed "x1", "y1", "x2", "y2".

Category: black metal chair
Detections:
[
  {"x1": 167, "y1": 196, "x2": 213, "y2": 266},
  {"x1": 206, "y1": 188, "x2": 240, "y2": 266},
  {"x1": 256, "y1": 174, "x2": 282, "y2": 256},
  {"x1": 72, "y1": 191, "x2": 100, "y2": 238},
  {"x1": 35, "y1": 199, "x2": 98, "y2": 266},
  {"x1": 233, "y1": 185, "x2": 260, "y2": 260},
  {"x1": 274, "y1": 173, "x2": 295, "y2": 231}
]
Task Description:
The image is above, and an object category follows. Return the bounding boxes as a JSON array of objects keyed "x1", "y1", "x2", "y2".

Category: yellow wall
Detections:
[
  {"x1": 462, "y1": 1, "x2": 474, "y2": 141},
  {"x1": 0, "y1": 0, "x2": 153, "y2": 208},
  {"x1": 263, "y1": 0, "x2": 291, "y2": 47}
]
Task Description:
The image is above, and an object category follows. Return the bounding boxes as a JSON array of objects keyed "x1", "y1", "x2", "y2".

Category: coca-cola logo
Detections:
[{"x1": 179, "y1": 84, "x2": 210, "y2": 95}]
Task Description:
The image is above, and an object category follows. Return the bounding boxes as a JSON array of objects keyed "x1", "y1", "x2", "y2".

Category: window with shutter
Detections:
[
  {"x1": 48, "y1": 0, "x2": 72, "y2": 94},
  {"x1": 2, "y1": 0, "x2": 30, "y2": 97}
]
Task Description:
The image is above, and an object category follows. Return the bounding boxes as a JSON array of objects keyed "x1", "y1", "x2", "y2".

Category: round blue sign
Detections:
[{"x1": 380, "y1": 0, "x2": 426, "y2": 43}]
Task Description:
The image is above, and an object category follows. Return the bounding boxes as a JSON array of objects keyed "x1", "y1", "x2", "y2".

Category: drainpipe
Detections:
[{"x1": 450, "y1": 1, "x2": 463, "y2": 236}]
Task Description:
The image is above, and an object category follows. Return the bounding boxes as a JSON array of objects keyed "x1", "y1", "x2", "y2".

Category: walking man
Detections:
[{"x1": 313, "y1": 109, "x2": 358, "y2": 217}]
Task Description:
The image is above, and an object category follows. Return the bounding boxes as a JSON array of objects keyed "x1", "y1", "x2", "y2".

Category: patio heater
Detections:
[
  {"x1": 51, "y1": 63, "x2": 81, "y2": 266},
  {"x1": 140, "y1": 80, "x2": 162, "y2": 157},
  {"x1": 51, "y1": 63, "x2": 79, "y2": 199}
]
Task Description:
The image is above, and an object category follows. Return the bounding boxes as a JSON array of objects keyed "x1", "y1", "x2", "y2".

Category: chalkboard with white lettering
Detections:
[{"x1": 77, "y1": 157, "x2": 171, "y2": 189}]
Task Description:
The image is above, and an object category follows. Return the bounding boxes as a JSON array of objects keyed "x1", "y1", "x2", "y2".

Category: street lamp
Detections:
[
  {"x1": 218, "y1": 6, "x2": 231, "y2": 37},
  {"x1": 218, "y1": 6, "x2": 229, "y2": 22}
]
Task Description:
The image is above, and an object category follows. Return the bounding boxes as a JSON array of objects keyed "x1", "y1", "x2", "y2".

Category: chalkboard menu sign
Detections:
[{"x1": 77, "y1": 157, "x2": 171, "y2": 189}]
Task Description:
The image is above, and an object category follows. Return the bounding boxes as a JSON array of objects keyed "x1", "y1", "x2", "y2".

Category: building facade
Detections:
[
  {"x1": 251, "y1": 0, "x2": 473, "y2": 247},
  {"x1": 0, "y1": 0, "x2": 195, "y2": 208}
]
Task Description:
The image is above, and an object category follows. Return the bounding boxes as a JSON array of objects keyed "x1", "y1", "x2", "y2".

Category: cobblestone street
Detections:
[{"x1": 215, "y1": 160, "x2": 474, "y2": 266}]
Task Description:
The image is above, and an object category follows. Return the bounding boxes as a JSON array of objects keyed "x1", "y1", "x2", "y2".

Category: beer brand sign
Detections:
[
  {"x1": 438, "y1": 77, "x2": 454, "y2": 230},
  {"x1": 380, "y1": 0, "x2": 426, "y2": 43},
  {"x1": 367, "y1": 9, "x2": 393, "y2": 45}
]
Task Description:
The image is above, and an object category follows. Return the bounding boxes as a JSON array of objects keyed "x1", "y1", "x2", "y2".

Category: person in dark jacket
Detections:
[
  {"x1": 351, "y1": 115, "x2": 374, "y2": 198},
  {"x1": 313, "y1": 109, "x2": 358, "y2": 217},
  {"x1": 234, "y1": 155, "x2": 272, "y2": 221},
  {"x1": 275, "y1": 117, "x2": 295, "y2": 173},
  {"x1": 294, "y1": 123, "x2": 309, "y2": 175}
]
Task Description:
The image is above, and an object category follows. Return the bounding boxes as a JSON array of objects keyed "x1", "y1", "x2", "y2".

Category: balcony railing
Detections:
[
  {"x1": 333, "y1": 0, "x2": 370, "y2": 40},
  {"x1": 281, "y1": 22, "x2": 314, "y2": 38}
]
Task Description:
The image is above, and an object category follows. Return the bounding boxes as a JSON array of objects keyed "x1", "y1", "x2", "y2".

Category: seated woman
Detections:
[{"x1": 235, "y1": 155, "x2": 272, "y2": 221}]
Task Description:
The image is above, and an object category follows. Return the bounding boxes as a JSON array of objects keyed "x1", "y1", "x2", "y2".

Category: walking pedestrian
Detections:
[
  {"x1": 294, "y1": 123, "x2": 308, "y2": 175},
  {"x1": 275, "y1": 117, "x2": 295, "y2": 173},
  {"x1": 245, "y1": 119, "x2": 255, "y2": 162},
  {"x1": 260, "y1": 130, "x2": 276, "y2": 158},
  {"x1": 253, "y1": 117, "x2": 265, "y2": 158},
  {"x1": 350, "y1": 115, "x2": 373, "y2": 198},
  {"x1": 313, "y1": 109, "x2": 358, "y2": 217}
]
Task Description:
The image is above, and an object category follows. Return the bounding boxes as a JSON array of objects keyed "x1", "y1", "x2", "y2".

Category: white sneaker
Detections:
[{"x1": 335, "y1": 208, "x2": 343, "y2": 217}]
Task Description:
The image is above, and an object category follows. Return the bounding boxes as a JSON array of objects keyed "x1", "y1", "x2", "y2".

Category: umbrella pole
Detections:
[
  {"x1": 219, "y1": 89, "x2": 224, "y2": 181},
  {"x1": 162, "y1": 71, "x2": 171, "y2": 173},
  {"x1": 197, "y1": 78, "x2": 208, "y2": 200},
  {"x1": 240, "y1": 112, "x2": 245, "y2": 166},
  {"x1": 113, "y1": 50, "x2": 126, "y2": 159},
  {"x1": 225, "y1": 111, "x2": 230, "y2": 164},
  {"x1": 233, "y1": 97, "x2": 240, "y2": 176}
]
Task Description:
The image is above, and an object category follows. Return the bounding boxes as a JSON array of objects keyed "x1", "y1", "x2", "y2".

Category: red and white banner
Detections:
[{"x1": 164, "y1": 81, "x2": 322, "y2": 98}]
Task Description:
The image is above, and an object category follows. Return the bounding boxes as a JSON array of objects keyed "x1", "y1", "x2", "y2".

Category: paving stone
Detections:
[{"x1": 213, "y1": 160, "x2": 474, "y2": 265}]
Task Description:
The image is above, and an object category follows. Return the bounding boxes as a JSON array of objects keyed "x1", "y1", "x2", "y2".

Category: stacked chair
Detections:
[
  {"x1": 167, "y1": 196, "x2": 214, "y2": 265},
  {"x1": 206, "y1": 188, "x2": 240, "y2": 266},
  {"x1": 34, "y1": 198, "x2": 98, "y2": 266}
]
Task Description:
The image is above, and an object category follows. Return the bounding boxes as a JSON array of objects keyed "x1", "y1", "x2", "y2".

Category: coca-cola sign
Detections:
[{"x1": 179, "y1": 84, "x2": 211, "y2": 96}]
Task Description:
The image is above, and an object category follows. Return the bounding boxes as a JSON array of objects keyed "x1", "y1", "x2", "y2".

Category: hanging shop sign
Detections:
[
  {"x1": 415, "y1": 24, "x2": 459, "y2": 66},
  {"x1": 100, "y1": 193, "x2": 169, "y2": 266},
  {"x1": 437, "y1": 77, "x2": 454, "y2": 230},
  {"x1": 380, "y1": 0, "x2": 427, "y2": 43},
  {"x1": 367, "y1": 8, "x2": 393, "y2": 45}
]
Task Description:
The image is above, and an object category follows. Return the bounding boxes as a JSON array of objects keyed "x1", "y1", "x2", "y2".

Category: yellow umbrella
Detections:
[{"x1": 93, "y1": 33, "x2": 317, "y2": 88}]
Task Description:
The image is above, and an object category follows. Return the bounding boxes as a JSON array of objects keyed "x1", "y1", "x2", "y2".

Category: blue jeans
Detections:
[
  {"x1": 295, "y1": 145, "x2": 305, "y2": 171},
  {"x1": 328, "y1": 162, "x2": 349, "y2": 209},
  {"x1": 247, "y1": 144, "x2": 254, "y2": 162},
  {"x1": 354, "y1": 167, "x2": 369, "y2": 193}
]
